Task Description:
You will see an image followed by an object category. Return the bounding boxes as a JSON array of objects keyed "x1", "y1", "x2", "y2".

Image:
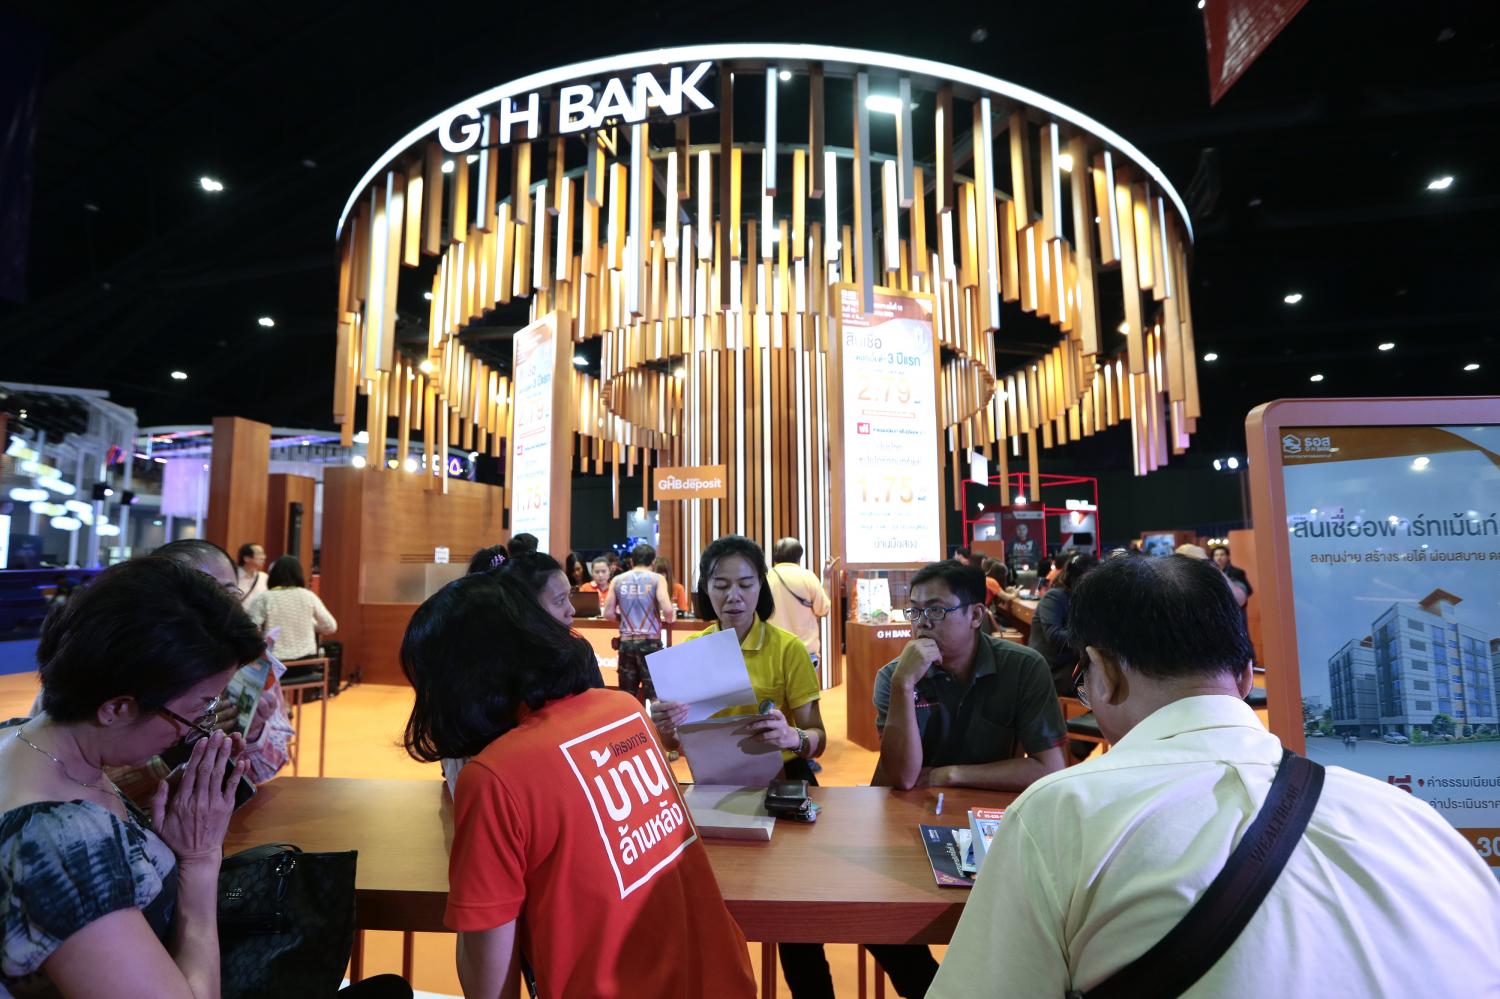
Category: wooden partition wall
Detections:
[
  {"x1": 330, "y1": 46, "x2": 1201, "y2": 625},
  {"x1": 205, "y1": 416, "x2": 270, "y2": 556},
  {"x1": 321, "y1": 466, "x2": 506, "y2": 684},
  {"x1": 265, "y1": 473, "x2": 316, "y2": 569}
]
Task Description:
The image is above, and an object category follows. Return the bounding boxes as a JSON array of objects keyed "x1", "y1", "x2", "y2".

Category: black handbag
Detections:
[{"x1": 218, "y1": 843, "x2": 358, "y2": 999}]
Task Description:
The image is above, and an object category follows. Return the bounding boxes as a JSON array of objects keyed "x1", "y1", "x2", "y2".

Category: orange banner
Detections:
[{"x1": 653, "y1": 464, "x2": 727, "y2": 501}]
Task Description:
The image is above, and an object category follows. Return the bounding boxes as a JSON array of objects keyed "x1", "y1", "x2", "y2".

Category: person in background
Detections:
[
  {"x1": 1043, "y1": 550, "x2": 1073, "y2": 591},
  {"x1": 441, "y1": 551, "x2": 605, "y2": 791},
  {"x1": 401, "y1": 572, "x2": 756, "y2": 999},
  {"x1": 563, "y1": 552, "x2": 587, "y2": 588},
  {"x1": 767, "y1": 538, "x2": 831, "y2": 671},
  {"x1": 655, "y1": 557, "x2": 691, "y2": 614},
  {"x1": 1210, "y1": 544, "x2": 1253, "y2": 605},
  {"x1": 507, "y1": 533, "x2": 539, "y2": 557},
  {"x1": 579, "y1": 557, "x2": 612, "y2": 594},
  {"x1": 952, "y1": 545, "x2": 974, "y2": 566},
  {"x1": 929, "y1": 553, "x2": 1500, "y2": 998},
  {"x1": 152, "y1": 540, "x2": 293, "y2": 786},
  {"x1": 0, "y1": 557, "x2": 262, "y2": 998},
  {"x1": 980, "y1": 557, "x2": 1008, "y2": 607},
  {"x1": 1029, "y1": 553, "x2": 1100, "y2": 763},
  {"x1": 604, "y1": 550, "x2": 623, "y2": 579},
  {"x1": 234, "y1": 542, "x2": 268, "y2": 607},
  {"x1": 602, "y1": 543, "x2": 675, "y2": 701},
  {"x1": 648, "y1": 535, "x2": 828, "y2": 997},
  {"x1": 245, "y1": 556, "x2": 337, "y2": 663},
  {"x1": 466, "y1": 544, "x2": 509, "y2": 575},
  {"x1": 864, "y1": 558, "x2": 1066, "y2": 996}
]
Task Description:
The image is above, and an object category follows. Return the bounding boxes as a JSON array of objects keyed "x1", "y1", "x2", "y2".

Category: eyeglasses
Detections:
[
  {"x1": 1072, "y1": 658, "x2": 1090, "y2": 708},
  {"x1": 157, "y1": 696, "x2": 223, "y2": 739},
  {"x1": 902, "y1": 603, "x2": 969, "y2": 625}
]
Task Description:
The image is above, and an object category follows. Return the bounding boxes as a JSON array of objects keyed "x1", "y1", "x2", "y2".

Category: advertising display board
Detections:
[
  {"x1": 1248, "y1": 397, "x2": 1500, "y2": 876},
  {"x1": 507, "y1": 312, "x2": 573, "y2": 555},
  {"x1": 1000, "y1": 510, "x2": 1045, "y2": 571},
  {"x1": 834, "y1": 285, "x2": 942, "y2": 567}
]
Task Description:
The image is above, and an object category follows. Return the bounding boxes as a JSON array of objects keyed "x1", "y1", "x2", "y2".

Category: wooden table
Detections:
[
  {"x1": 992, "y1": 591, "x2": 1038, "y2": 641},
  {"x1": 225, "y1": 777, "x2": 1013, "y2": 946}
]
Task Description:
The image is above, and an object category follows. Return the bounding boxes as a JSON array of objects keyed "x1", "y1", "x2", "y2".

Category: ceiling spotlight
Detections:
[
  {"x1": 673, "y1": 367, "x2": 686, "y2": 379},
  {"x1": 865, "y1": 95, "x2": 904, "y2": 114},
  {"x1": 778, "y1": 69, "x2": 791, "y2": 82},
  {"x1": 419, "y1": 359, "x2": 434, "y2": 374},
  {"x1": 353, "y1": 430, "x2": 369, "y2": 444},
  {"x1": 977, "y1": 501, "x2": 986, "y2": 510},
  {"x1": 1464, "y1": 362, "x2": 1480, "y2": 371},
  {"x1": 423, "y1": 291, "x2": 433, "y2": 301},
  {"x1": 1227, "y1": 457, "x2": 1240, "y2": 470},
  {"x1": 1427, "y1": 175, "x2": 1454, "y2": 191},
  {"x1": 1014, "y1": 495, "x2": 1028, "y2": 506},
  {"x1": 1056, "y1": 153, "x2": 1074, "y2": 172},
  {"x1": 970, "y1": 26, "x2": 989, "y2": 43},
  {"x1": 573, "y1": 354, "x2": 588, "y2": 367},
  {"x1": 1283, "y1": 292, "x2": 1303, "y2": 305},
  {"x1": 351, "y1": 455, "x2": 368, "y2": 469},
  {"x1": 1213, "y1": 459, "x2": 1222, "y2": 471},
  {"x1": 441, "y1": 160, "x2": 456, "y2": 174},
  {"x1": 1197, "y1": 0, "x2": 1206, "y2": 8},
  {"x1": 386, "y1": 458, "x2": 399, "y2": 469},
  {"x1": 403, "y1": 457, "x2": 418, "y2": 473},
  {"x1": 1411, "y1": 456, "x2": 1430, "y2": 470},
  {"x1": 170, "y1": 370, "x2": 188, "y2": 381},
  {"x1": 1377, "y1": 342, "x2": 1395, "y2": 351},
  {"x1": 1203, "y1": 352, "x2": 1219, "y2": 362},
  {"x1": 301, "y1": 158, "x2": 318, "y2": 169},
  {"x1": 257, "y1": 316, "x2": 275, "y2": 328},
  {"x1": 1117, "y1": 321, "x2": 1129, "y2": 335},
  {"x1": 199, "y1": 176, "x2": 224, "y2": 192},
  {"x1": 1309, "y1": 373, "x2": 1324, "y2": 382}
]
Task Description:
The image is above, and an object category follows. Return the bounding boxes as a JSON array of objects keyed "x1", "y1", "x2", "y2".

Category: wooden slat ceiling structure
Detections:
[{"x1": 330, "y1": 45, "x2": 1200, "y2": 583}]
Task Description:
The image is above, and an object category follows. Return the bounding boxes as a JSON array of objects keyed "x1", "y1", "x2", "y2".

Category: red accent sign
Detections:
[{"x1": 1203, "y1": 0, "x2": 1310, "y2": 104}]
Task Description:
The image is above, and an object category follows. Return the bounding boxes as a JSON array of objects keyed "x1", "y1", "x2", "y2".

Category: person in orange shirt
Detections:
[
  {"x1": 655, "y1": 557, "x2": 691, "y2": 614},
  {"x1": 578, "y1": 557, "x2": 611, "y2": 594},
  {"x1": 401, "y1": 572, "x2": 755, "y2": 999}
]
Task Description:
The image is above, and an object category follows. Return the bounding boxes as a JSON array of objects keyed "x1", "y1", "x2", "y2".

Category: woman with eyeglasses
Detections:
[{"x1": 0, "y1": 557, "x2": 263, "y2": 998}]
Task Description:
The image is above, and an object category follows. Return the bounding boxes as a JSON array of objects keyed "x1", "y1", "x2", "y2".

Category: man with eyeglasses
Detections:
[
  {"x1": 861, "y1": 560, "x2": 1067, "y2": 997},
  {"x1": 873, "y1": 559, "x2": 1066, "y2": 793}
]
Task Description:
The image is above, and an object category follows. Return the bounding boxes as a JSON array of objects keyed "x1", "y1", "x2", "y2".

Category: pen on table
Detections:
[{"x1": 935, "y1": 792, "x2": 944, "y2": 815}]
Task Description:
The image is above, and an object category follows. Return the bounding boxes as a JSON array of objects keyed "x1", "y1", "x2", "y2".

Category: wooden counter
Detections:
[
  {"x1": 844, "y1": 621, "x2": 914, "y2": 751},
  {"x1": 991, "y1": 591, "x2": 1038, "y2": 641}
]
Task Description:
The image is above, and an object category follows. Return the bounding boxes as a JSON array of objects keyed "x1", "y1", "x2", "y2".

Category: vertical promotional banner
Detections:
[
  {"x1": 508, "y1": 311, "x2": 573, "y2": 555},
  {"x1": 835, "y1": 285, "x2": 942, "y2": 566},
  {"x1": 1250, "y1": 401, "x2": 1500, "y2": 876}
]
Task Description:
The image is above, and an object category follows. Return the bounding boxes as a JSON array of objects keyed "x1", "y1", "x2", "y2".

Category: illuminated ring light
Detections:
[{"x1": 331, "y1": 42, "x2": 1202, "y2": 544}]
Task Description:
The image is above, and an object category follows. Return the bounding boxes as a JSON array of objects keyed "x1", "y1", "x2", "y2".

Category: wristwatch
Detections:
[{"x1": 793, "y1": 728, "x2": 810, "y2": 757}]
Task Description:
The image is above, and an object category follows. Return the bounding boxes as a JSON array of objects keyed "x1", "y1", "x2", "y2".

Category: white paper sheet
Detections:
[
  {"x1": 676, "y1": 716, "x2": 785, "y2": 787},
  {"x1": 682, "y1": 784, "x2": 775, "y2": 841},
  {"x1": 645, "y1": 628, "x2": 757, "y2": 723}
]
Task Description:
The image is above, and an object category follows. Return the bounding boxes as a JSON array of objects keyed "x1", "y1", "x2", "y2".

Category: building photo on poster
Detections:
[
  {"x1": 837, "y1": 286, "x2": 941, "y2": 566},
  {"x1": 509, "y1": 314, "x2": 558, "y2": 553},
  {"x1": 1277, "y1": 424, "x2": 1500, "y2": 870}
]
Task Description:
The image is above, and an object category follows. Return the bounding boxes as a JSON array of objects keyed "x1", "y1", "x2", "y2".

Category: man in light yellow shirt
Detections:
[{"x1": 766, "y1": 537, "x2": 831, "y2": 669}]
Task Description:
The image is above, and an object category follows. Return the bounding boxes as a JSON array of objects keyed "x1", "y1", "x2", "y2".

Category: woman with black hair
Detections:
[
  {"x1": 0, "y1": 557, "x2": 262, "y2": 998},
  {"x1": 245, "y1": 556, "x2": 336, "y2": 662},
  {"x1": 465, "y1": 544, "x2": 509, "y2": 575},
  {"x1": 647, "y1": 535, "x2": 827, "y2": 781},
  {"x1": 401, "y1": 572, "x2": 754, "y2": 999}
]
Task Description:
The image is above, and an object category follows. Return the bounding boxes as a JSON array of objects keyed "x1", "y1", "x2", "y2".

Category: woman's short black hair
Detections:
[
  {"x1": 909, "y1": 559, "x2": 987, "y2": 607},
  {"x1": 1210, "y1": 544, "x2": 1231, "y2": 560},
  {"x1": 38, "y1": 558, "x2": 265, "y2": 722},
  {"x1": 401, "y1": 571, "x2": 597, "y2": 761},
  {"x1": 507, "y1": 533, "x2": 539, "y2": 557},
  {"x1": 1069, "y1": 553, "x2": 1253, "y2": 679},
  {"x1": 498, "y1": 551, "x2": 563, "y2": 593},
  {"x1": 236, "y1": 543, "x2": 261, "y2": 566},
  {"x1": 155, "y1": 539, "x2": 235, "y2": 575},
  {"x1": 695, "y1": 535, "x2": 776, "y2": 622},
  {"x1": 467, "y1": 544, "x2": 510, "y2": 575},
  {"x1": 982, "y1": 559, "x2": 1010, "y2": 587},
  {"x1": 267, "y1": 556, "x2": 306, "y2": 589}
]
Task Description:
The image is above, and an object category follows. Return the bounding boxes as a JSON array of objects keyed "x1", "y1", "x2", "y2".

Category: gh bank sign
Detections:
[{"x1": 439, "y1": 62, "x2": 715, "y2": 152}]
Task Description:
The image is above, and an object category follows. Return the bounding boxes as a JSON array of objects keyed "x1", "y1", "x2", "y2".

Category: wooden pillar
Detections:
[
  {"x1": 265, "y1": 473, "x2": 317, "y2": 569},
  {"x1": 205, "y1": 416, "x2": 271, "y2": 556}
]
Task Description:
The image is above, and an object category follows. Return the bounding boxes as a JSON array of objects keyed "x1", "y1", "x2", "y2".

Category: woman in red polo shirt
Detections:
[{"x1": 401, "y1": 572, "x2": 754, "y2": 999}]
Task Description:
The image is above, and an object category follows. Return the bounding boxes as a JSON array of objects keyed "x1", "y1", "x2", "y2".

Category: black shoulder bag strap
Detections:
[{"x1": 1070, "y1": 748, "x2": 1325, "y2": 999}]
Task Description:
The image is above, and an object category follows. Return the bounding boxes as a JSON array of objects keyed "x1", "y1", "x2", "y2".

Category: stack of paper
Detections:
[{"x1": 683, "y1": 785, "x2": 775, "y2": 841}]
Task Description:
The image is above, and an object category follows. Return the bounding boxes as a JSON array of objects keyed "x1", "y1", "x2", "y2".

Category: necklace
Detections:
[{"x1": 14, "y1": 724, "x2": 121, "y2": 797}]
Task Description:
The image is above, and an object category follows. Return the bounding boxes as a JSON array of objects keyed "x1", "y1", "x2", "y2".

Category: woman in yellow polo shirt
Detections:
[{"x1": 647, "y1": 535, "x2": 827, "y2": 781}]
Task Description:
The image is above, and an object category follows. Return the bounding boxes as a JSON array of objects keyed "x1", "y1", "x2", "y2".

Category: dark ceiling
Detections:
[{"x1": 1, "y1": 0, "x2": 1496, "y2": 468}]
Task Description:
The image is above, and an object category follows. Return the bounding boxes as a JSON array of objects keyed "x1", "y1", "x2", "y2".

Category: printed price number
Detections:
[
  {"x1": 854, "y1": 475, "x2": 915, "y2": 505},
  {"x1": 856, "y1": 376, "x2": 912, "y2": 405},
  {"x1": 1459, "y1": 828, "x2": 1500, "y2": 868}
]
